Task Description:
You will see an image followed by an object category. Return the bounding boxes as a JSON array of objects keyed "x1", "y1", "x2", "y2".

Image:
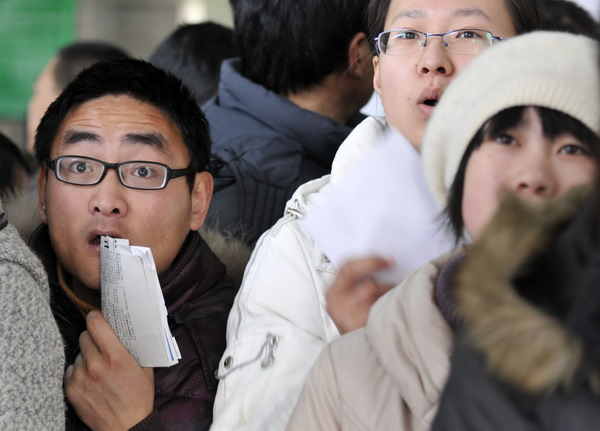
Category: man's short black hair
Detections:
[
  {"x1": 230, "y1": 0, "x2": 369, "y2": 95},
  {"x1": 54, "y1": 41, "x2": 130, "y2": 90},
  {"x1": 367, "y1": 0, "x2": 541, "y2": 55},
  {"x1": 445, "y1": 106, "x2": 600, "y2": 241},
  {"x1": 150, "y1": 22, "x2": 237, "y2": 107},
  {"x1": 34, "y1": 59, "x2": 212, "y2": 186}
]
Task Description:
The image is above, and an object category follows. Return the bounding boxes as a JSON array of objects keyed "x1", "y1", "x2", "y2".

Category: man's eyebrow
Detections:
[
  {"x1": 123, "y1": 132, "x2": 168, "y2": 152},
  {"x1": 62, "y1": 130, "x2": 101, "y2": 145},
  {"x1": 453, "y1": 7, "x2": 492, "y2": 22}
]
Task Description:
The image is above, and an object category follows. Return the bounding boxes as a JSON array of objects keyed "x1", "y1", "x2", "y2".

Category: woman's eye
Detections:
[
  {"x1": 495, "y1": 134, "x2": 515, "y2": 145},
  {"x1": 559, "y1": 144, "x2": 589, "y2": 156}
]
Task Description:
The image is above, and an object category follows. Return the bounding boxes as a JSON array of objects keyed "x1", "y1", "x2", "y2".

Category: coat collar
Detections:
[
  {"x1": 28, "y1": 224, "x2": 230, "y2": 315},
  {"x1": 213, "y1": 59, "x2": 357, "y2": 167}
]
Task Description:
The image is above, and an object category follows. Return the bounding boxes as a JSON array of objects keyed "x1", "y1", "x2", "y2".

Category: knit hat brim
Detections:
[{"x1": 422, "y1": 31, "x2": 600, "y2": 208}]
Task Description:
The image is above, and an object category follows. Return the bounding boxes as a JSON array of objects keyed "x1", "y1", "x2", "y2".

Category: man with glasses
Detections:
[{"x1": 29, "y1": 58, "x2": 236, "y2": 430}]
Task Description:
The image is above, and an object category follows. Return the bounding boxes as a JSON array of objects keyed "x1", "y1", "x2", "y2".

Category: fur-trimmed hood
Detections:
[
  {"x1": 457, "y1": 186, "x2": 599, "y2": 394},
  {"x1": 199, "y1": 226, "x2": 251, "y2": 289}
]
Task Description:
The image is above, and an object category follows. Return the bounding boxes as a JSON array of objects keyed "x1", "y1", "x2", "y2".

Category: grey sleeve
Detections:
[{"x1": 0, "y1": 220, "x2": 66, "y2": 430}]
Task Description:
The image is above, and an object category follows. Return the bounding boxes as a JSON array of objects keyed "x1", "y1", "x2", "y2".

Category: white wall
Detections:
[
  {"x1": 572, "y1": 0, "x2": 600, "y2": 20},
  {"x1": 77, "y1": 0, "x2": 233, "y2": 59}
]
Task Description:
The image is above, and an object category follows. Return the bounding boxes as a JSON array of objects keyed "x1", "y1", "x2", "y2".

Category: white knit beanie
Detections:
[{"x1": 422, "y1": 31, "x2": 600, "y2": 208}]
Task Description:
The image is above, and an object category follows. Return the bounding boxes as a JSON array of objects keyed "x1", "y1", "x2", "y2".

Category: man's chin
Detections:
[{"x1": 69, "y1": 269, "x2": 102, "y2": 303}]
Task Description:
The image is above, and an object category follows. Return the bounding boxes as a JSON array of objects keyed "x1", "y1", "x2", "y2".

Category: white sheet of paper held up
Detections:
[
  {"x1": 100, "y1": 236, "x2": 181, "y2": 367},
  {"x1": 300, "y1": 128, "x2": 455, "y2": 285}
]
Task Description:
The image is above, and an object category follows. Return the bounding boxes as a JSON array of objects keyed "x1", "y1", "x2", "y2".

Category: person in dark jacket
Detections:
[
  {"x1": 432, "y1": 186, "x2": 600, "y2": 431},
  {"x1": 204, "y1": 0, "x2": 375, "y2": 245},
  {"x1": 430, "y1": 31, "x2": 600, "y2": 431},
  {"x1": 30, "y1": 58, "x2": 236, "y2": 430},
  {"x1": 149, "y1": 22, "x2": 236, "y2": 108}
]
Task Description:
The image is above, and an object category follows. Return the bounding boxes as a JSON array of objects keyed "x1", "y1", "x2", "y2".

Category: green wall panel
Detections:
[{"x1": 0, "y1": 0, "x2": 75, "y2": 118}]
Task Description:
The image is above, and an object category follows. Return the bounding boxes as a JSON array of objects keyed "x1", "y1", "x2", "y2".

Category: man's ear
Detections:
[
  {"x1": 38, "y1": 165, "x2": 48, "y2": 224},
  {"x1": 189, "y1": 171, "x2": 213, "y2": 231},
  {"x1": 372, "y1": 55, "x2": 382, "y2": 96},
  {"x1": 347, "y1": 32, "x2": 373, "y2": 79}
]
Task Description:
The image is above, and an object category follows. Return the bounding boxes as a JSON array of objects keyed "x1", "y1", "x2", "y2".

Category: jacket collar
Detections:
[
  {"x1": 29, "y1": 224, "x2": 229, "y2": 314},
  {"x1": 214, "y1": 59, "x2": 355, "y2": 167},
  {"x1": 330, "y1": 116, "x2": 388, "y2": 184},
  {"x1": 434, "y1": 253, "x2": 467, "y2": 331},
  {"x1": 456, "y1": 188, "x2": 594, "y2": 394}
]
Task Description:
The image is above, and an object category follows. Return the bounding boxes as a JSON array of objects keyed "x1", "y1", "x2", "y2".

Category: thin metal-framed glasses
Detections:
[
  {"x1": 46, "y1": 155, "x2": 199, "y2": 190},
  {"x1": 374, "y1": 28, "x2": 504, "y2": 56}
]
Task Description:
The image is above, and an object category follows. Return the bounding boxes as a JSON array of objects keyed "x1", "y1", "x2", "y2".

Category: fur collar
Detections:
[
  {"x1": 457, "y1": 187, "x2": 593, "y2": 394},
  {"x1": 199, "y1": 226, "x2": 251, "y2": 289}
]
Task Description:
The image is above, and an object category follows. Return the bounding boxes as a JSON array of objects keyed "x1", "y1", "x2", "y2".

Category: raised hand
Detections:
[
  {"x1": 64, "y1": 310, "x2": 155, "y2": 431},
  {"x1": 326, "y1": 257, "x2": 395, "y2": 334}
]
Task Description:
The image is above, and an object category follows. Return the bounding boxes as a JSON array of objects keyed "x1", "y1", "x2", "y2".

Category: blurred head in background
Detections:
[
  {"x1": 26, "y1": 41, "x2": 130, "y2": 157},
  {"x1": 150, "y1": 22, "x2": 237, "y2": 107}
]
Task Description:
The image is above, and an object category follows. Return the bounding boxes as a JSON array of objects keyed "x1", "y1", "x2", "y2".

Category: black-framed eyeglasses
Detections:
[
  {"x1": 46, "y1": 155, "x2": 199, "y2": 190},
  {"x1": 374, "y1": 28, "x2": 504, "y2": 56}
]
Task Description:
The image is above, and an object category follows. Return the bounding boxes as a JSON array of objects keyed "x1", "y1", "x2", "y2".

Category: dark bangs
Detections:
[{"x1": 484, "y1": 106, "x2": 598, "y2": 152}]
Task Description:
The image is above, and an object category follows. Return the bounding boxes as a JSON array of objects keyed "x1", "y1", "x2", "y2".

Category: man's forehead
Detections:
[
  {"x1": 54, "y1": 94, "x2": 183, "y2": 150},
  {"x1": 62, "y1": 94, "x2": 167, "y2": 120}
]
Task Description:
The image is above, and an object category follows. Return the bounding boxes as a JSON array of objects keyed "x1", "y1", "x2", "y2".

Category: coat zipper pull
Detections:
[{"x1": 260, "y1": 333, "x2": 280, "y2": 369}]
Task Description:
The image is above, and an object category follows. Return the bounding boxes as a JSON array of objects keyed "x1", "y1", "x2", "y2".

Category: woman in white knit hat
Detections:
[{"x1": 287, "y1": 31, "x2": 600, "y2": 430}]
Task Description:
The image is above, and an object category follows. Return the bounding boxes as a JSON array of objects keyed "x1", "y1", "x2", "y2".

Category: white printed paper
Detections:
[
  {"x1": 100, "y1": 236, "x2": 181, "y2": 367},
  {"x1": 300, "y1": 128, "x2": 455, "y2": 285}
]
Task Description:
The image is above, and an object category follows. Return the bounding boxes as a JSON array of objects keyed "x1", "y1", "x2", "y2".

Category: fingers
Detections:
[
  {"x1": 355, "y1": 280, "x2": 393, "y2": 303},
  {"x1": 85, "y1": 310, "x2": 125, "y2": 356},
  {"x1": 326, "y1": 256, "x2": 396, "y2": 334},
  {"x1": 364, "y1": 279, "x2": 395, "y2": 300},
  {"x1": 78, "y1": 330, "x2": 100, "y2": 358},
  {"x1": 63, "y1": 322, "x2": 155, "y2": 430},
  {"x1": 142, "y1": 366, "x2": 155, "y2": 384},
  {"x1": 334, "y1": 257, "x2": 393, "y2": 288},
  {"x1": 329, "y1": 257, "x2": 393, "y2": 299},
  {"x1": 65, "y1": 364, "x2": 74, "y2": 382}
]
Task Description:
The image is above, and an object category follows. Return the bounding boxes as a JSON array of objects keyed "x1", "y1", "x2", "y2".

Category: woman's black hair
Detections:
[{"x1": 445, "y1": 106, "x2": 600, "y2": 241}]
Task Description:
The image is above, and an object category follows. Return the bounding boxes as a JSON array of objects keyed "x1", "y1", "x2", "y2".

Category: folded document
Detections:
[{"x1": 100, "y1": 236, "x2": 181, "y2": 367}]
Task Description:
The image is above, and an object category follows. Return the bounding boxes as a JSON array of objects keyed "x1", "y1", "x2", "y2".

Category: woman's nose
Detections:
[{"x1": 510, "y1": 154, "x2": 556, "y2": 199}]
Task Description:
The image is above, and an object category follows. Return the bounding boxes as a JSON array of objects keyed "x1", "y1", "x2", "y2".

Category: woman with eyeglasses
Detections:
[
  {"x1": 211, "y1": 1, "x2": 539, "y2": 430},
  {"x1": 288, "y1": 31, "x2": 600, "y2": 431}
]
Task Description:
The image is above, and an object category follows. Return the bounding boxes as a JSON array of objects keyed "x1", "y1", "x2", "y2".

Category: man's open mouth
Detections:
[{"x1": 87, "y1": 231, "x2": 123, "y2": 247}]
